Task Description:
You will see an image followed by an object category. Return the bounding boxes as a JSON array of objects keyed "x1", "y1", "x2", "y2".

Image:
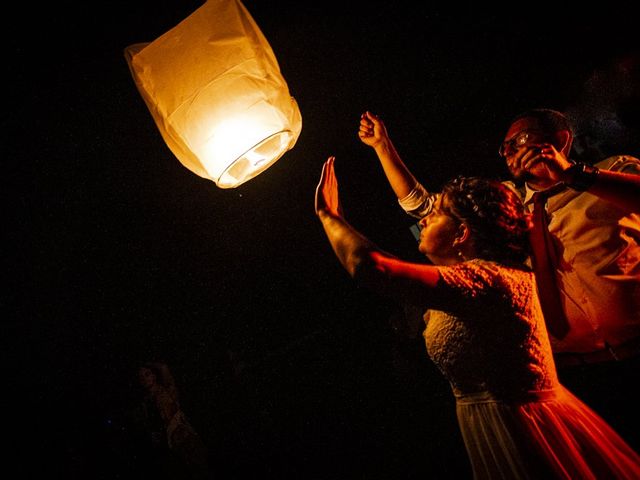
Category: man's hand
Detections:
[
  {"x1": 519, "y1": 143, "x2": 574, "y2": 184},
  {"x1": 315, "y1": 156, "x2": 342, "y2": 217},
  {"x1": 537, "y1": 143, "x2": 577, "y2": 184}
]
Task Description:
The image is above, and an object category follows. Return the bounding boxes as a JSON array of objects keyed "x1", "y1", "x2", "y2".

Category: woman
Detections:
[
  {"x1": 315, "y1": 156, "x2": 640, "y2": 479},
  {"x1": 136, "y1": 362, "x2": 210, "y2": 479}
]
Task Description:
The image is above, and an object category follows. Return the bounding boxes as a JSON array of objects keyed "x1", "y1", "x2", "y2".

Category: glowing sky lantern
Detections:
[{"x1": 125, "y1": 0, "x2": 302, "y2": 188}]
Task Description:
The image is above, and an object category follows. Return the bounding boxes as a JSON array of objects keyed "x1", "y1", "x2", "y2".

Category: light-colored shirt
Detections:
[{"x1": 399, "y1": 155, "x2": 640, "y2": 354}]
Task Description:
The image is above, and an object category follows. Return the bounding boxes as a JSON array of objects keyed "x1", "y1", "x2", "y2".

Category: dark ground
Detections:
[{"x1": 7, "y1": 2, "x2": 640, "y2": 478}]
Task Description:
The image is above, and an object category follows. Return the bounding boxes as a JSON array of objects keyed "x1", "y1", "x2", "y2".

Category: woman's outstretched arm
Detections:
[{"x1": 315, "y1": 157, "x2": 439, "y2": 303}]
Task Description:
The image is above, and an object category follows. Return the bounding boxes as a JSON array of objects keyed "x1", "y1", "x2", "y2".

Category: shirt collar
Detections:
[{"x1": 523, "y1": 181, "x2": 567, "y2": 205}]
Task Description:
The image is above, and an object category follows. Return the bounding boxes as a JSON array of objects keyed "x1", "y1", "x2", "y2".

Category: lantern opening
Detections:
[{"x1": 216, "y1": 130, "x2": 294, "y2": 188}]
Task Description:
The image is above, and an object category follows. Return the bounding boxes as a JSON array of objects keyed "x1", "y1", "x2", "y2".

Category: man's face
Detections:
[{"x1": 499, "y1": 118, "x2": 549, "y2": 182}]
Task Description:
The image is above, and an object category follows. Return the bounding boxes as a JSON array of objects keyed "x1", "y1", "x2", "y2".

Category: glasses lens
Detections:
[
  {"x1": 515, "y1": 132, "x2": 529, "y2": 146},
  {"x1": 499, "y1": 132, "x2": 530, "y2": 157},
  {"x1": 499, "y1": 141, "x2": 509, "y2": 157}
]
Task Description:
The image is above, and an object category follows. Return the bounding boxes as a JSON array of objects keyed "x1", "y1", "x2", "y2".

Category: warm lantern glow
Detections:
[{"x1": 124, "y1": 0, "x2": 302, "y2": 188}]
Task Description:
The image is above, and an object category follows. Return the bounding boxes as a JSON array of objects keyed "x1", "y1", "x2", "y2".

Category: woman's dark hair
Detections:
[
  {"x1": 140, "y1": 362, "x2": 179, "y2": 399},
  {"x1": 441, "y1": 176, "x2": 532, "y2": 265}
]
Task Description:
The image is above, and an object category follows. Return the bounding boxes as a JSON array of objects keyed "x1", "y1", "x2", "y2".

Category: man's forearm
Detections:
[
  {"x1": 589, "y1": 169, "x2": 640, "y2": 211},
  {"x1": 563, "y1": 166, "x2": 640, "y2": 211}
]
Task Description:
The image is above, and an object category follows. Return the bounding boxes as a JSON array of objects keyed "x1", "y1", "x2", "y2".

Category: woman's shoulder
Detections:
[
  {"x1": 438, "y1": 259, "x2": 533, "y2": 291},
  {"x1": 469, "y1": 259, "x2": 533, "y2": 280},
  {"x1": 452, "y1": 258, "x2": 531, "y2": 273}
]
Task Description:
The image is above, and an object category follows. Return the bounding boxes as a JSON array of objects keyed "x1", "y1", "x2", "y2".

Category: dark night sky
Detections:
[{"x1": 8, "y1": 2, "x2": 640, "y2": 478}]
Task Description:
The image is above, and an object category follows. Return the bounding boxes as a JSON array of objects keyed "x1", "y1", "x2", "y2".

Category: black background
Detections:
[{"x1": 8, "y1": 2, "x2": 640, "y2": 478}]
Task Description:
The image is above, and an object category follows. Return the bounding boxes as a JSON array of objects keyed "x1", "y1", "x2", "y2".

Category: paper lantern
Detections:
[{"x1": 124, "y1": 0, "x2": 302, "y2": 188}]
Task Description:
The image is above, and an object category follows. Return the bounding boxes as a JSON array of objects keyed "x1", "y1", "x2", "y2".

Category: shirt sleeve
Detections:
[
  {"x1": 600, "y1": 155, "x2": 640, "y2": 174},
  {"x1": 398, "y1": 182, "x2": 437, "y2": 219}
]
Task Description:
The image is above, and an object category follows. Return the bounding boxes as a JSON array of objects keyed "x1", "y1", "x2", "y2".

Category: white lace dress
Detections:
[{"x1": 424, "y1": 259, "x2": 640, "y2": 479}]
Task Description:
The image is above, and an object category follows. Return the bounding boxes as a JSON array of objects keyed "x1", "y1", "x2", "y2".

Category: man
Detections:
[{"x1": 498, "y1": 109, "x2": 640, "y2": 364}]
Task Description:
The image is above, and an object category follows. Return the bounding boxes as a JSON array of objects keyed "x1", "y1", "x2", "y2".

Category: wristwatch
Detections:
[{"x1": 564, "y1": 162, "x2": 600, "y2": 191}]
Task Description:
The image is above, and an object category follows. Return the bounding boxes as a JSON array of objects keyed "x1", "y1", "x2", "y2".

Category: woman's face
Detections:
[
  {"x1": 138, "y1": 367, "x2": 157, "y2": 389},
  {"x1": 418, "y1": 195, "x2": 461, "y2": 265}
]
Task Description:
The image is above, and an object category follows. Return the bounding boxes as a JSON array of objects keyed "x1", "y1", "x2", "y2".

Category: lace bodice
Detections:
[{"x1": 423, "y1": 260, "x2": 558, "y2": 398}]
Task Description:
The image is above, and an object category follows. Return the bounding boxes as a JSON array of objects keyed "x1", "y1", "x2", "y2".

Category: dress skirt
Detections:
[{"x1": 455, "y1": 386, "x2": 640, "y2": 479}]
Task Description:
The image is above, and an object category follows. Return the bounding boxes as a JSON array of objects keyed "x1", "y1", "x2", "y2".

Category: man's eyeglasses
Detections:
[{"x1": 498, "y1": 131, "x2": 533, "y2": 157}]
